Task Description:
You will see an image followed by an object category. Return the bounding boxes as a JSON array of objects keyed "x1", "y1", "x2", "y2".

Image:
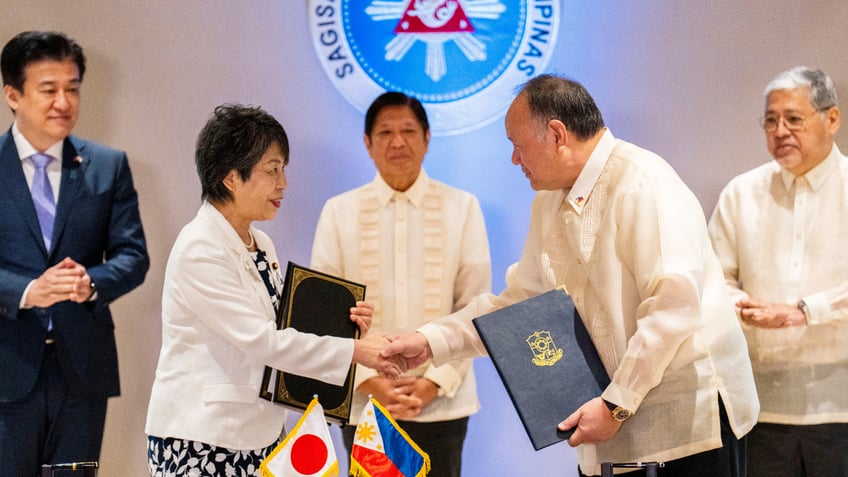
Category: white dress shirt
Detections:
[
  {"x1": 418, "y1": 130, "x2": 759, "y2": 474},
  {"x1": 12, "y1": 121, "x2": 64, "y2": 309},
  {"x1": 12, "y1": 121, "x2": 63, "y2": 200},
  {"x1": 311, "y1": 170, "x2": 491, "y2": 423},
  {"x1": 709, "y1": 143, "x2": 848, "y2": 425}
]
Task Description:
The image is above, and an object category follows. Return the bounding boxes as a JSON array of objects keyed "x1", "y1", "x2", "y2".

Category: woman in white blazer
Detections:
[{"x1": 145, "y1": 104, "x2": 402, "y2": 476}]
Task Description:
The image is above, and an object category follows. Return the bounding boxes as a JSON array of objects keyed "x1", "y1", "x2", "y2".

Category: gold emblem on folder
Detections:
[{"x1": 526, "y1": 330, "x2": 563, "y2": 367}]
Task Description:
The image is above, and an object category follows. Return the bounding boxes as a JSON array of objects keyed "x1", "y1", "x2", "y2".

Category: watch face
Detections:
[{"x1": 612, "y1": 407, "x2": 632, "y2": 421}]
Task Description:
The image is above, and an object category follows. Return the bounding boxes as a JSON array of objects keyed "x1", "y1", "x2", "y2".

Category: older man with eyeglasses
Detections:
[{"x1": 709, "y1": 67, "x2": 848, "y2": 476}]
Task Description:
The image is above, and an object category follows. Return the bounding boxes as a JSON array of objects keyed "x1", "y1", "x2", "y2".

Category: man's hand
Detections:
[
  {"x1": 349, "y1": 301, "x2": 374, "y2": 336},
  {"x1": 25, "y1": 257, "x2": 92, "y2": 307},
  {"x1": 380, "y1": 332, "x2": 433, "y2": 371},
  {"x1": 359, "y1": 376, "x2": 426, "y2": 420},
  {"x1": 391, "y1": 377, "x2": 439, "y2": 419},
  {"x1": 353, "y1": 333, "x2": 407, "y2": 379},
  {"x1": 738, "y1": 298, "x2": 806, "y2": 328},
  {"x1": 558, "y1": 397, "x2": 622, "y2": 447}
]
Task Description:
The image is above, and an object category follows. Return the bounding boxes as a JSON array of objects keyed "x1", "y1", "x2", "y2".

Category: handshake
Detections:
[{"x1": 351, "y1": 332, "x2": 433, "y2": 379}]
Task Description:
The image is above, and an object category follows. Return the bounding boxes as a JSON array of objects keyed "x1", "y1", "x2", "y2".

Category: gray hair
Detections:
[{"x1": 764, "y1": 67, "x2": 838, "y2": 111}]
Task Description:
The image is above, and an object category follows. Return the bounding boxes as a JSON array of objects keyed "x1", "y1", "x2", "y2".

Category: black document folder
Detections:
[
  {"x1": 259, "y1": 262, "x2": 365, "y2": 424},
  {"x1": 472, "y1": 288, "x2": 610, "y2": 450}
]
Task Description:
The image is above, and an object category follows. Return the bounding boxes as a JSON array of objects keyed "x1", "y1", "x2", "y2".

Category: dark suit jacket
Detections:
[{"x1": 0, "y1": 129, "x2": 149, "y2": 402}]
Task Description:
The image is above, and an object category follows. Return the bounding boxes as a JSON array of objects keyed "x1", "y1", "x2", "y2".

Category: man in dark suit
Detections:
[{"x1": 0, "y1": 31, "x2": 149, "y2": 475}]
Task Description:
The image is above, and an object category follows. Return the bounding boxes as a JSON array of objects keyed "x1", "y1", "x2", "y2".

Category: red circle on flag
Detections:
[{"x1": 291, "y1": 434, "x2": 328, "y2": 474}]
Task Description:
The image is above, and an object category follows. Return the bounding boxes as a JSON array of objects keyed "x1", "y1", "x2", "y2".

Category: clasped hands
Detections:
[
  {"x1": 359, "y1": 375, "x2": 439, "y2": 420},
  {"x1": 25, "y1": 257, "x2": 94, "y2": 308},
  {"x1": 737, "y1": 298, "x2": 807, "y2": 328}
]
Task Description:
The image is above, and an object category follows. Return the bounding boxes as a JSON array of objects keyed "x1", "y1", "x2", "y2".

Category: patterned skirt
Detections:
[{"x1": 147, "y1": 435, "x2": 280, "y2": 477}]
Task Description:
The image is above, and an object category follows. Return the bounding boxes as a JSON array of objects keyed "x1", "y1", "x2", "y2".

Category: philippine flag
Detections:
[
  {"x1": 259, "y1": 397, "x2": 338, "y2": 477},
  {"x1": 350, "y1": 398, "x2": 430, "y2": 477}
]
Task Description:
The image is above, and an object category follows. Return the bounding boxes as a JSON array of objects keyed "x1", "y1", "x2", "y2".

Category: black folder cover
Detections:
[
  {"x1": 259, "y1": 262, "x2": 366, "y2": 425},
  {"x1": 472, "y1": 288, "x2": 610, "y2": 450}
]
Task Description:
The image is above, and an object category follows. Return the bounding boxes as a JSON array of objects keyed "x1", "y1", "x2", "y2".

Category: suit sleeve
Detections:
[{"x1": 86, "y1": 152, "x2": 149, "y2": 306}]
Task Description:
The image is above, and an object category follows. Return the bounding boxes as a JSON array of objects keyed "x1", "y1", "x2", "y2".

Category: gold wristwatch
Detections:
[{"x1": 603, "y1": 399, "x2": 633, "y2": 422}]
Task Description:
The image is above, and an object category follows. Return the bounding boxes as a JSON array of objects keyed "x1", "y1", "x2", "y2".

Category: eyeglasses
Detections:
[{"x1": 759, "y1": 106, "x2": 833, "y2": 132}]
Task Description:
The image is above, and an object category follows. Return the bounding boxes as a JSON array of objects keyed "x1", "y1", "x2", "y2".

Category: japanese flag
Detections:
[{"x1": 260, "y1": 397, "x2": 338, "y2": 477}]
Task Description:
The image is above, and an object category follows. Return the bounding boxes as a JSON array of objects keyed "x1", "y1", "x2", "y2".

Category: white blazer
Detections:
[{"x1": 145, "y1": 202, "x2": 354, "y2": 450}]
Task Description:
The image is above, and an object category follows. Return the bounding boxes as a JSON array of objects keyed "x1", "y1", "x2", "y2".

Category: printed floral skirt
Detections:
[{"x1": 147, "y1": 435, "x2": 280, "y2": 477}]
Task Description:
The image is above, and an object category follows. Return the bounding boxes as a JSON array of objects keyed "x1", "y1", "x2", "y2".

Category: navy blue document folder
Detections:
[{"x1": 472, "y1": 288, "x2": 610, "y2": 450}]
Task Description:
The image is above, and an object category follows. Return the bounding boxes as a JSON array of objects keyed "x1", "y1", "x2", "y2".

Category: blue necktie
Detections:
[{"x1": 30, "y1": 153, "x2": 56, "y2": 250}]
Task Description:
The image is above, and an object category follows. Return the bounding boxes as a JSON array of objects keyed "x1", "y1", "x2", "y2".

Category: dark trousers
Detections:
[
  {"x1": 581, "y1": 399, "x2": 746, "y2": 477},
  {"x1": 0, "y1": 344, "x2": 107, "y2": 477},
  {"x1": 748, "y1": 421, "x2": 848, "y2": 477},
  {"x1": 343, "y1": 416, "x2": 469, "y2": 477}
]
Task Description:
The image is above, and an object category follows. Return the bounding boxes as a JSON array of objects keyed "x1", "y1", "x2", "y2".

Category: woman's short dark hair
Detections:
[
  {"x1": 364, "y1": 91, "x2": 429, "y2": 138},
  {"x1": 1, "y1": 31, "x2": 86, "y2": 90},
  {"x1": 195, "y1": 104, "x2": 289, "y2": 203}
]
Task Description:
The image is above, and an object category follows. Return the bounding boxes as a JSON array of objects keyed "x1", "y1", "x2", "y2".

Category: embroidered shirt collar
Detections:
[
  {"x1": 373, "y1": 169, "x2": 429, "y2": 207},
  {"x1": 778, "y1": 142, "x2": 842, "y2": 192},
  {"x1": 566, "y1": 128, "x2": 615, "y2": 214}
]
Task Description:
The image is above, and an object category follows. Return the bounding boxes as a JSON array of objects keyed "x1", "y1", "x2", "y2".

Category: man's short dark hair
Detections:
[
  {"x1": 519, "y1": 74, "x2": 605, "y2": 141},
  {"x1": 1, "y1": 31, "x2": 86, "y2": 90},
  {"x1": 195, "y1": 104, "x2": 290, "y2": 203},
  {"x1": 364, "y1": 91, "x2": 430, "y2": 138}
]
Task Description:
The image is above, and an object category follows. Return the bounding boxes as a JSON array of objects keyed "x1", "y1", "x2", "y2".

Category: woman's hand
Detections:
[
  {"x1": 350, "y1": 300, "x2": 374, "y2": 336},
  {"x1": 353, "y1": 333, "x2": 407, "y2": 379}
]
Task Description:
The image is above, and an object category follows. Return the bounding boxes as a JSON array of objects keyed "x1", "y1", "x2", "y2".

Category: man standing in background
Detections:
[
  {"x1": 0, "y1": 31, "x2": 149, "y2": 474},
  {"x1": 311, "y1": 91, "x2": 491, "y2": 476},
  {"x1": 709, "y1": 66, "x2": 848, "y2": 476}
]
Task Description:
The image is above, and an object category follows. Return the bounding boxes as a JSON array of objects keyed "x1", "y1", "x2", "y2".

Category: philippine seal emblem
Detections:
[
  {"x1": 308, "y1": 0, "x2": 560, "y2": 136},
  {"x1": 526, "y1": 330, "x2": 563, "y2": 367}
]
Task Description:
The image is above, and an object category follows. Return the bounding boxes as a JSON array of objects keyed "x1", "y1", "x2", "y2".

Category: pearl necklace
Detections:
[{"x1": 244, "y1": 231, "x2": 255, "y2": 250}]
